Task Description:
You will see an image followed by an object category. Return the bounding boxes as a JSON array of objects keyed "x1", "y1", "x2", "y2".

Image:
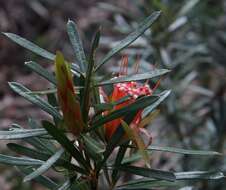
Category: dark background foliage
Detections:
[{"x1": 0, "y1": 0, "x2": 225, "y2": 189}]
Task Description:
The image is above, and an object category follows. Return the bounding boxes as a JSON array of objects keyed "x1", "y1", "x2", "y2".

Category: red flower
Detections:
[
  {"x1": 100, "y1": 56, "x2": 157, "y2": 140},
  {"x1": 103, "y1": 81, "x2": 153, "y2": 139}
]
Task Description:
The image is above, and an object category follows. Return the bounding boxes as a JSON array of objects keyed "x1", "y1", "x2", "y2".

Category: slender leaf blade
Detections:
[
  {"x1": 81, "y1": 29, "x2": 100, "y2": 122},
  {"x1": 95, "y1": 11, "x2": 161, "y2": 71},
  {"x1": 117, "y1": 178, "x2": 176, "y2": 189},
  {"x1": 142, "y1": 90, "x2": 171, "y2": 118},
  {"x1": 175, "y1": 171, "x2": 225, "y2": 180},
  {"x1": 57, "y1": 179, "x2": 72, "y2": 190},
  {"x1": 17, "y1": 166, "x2": 58, "y2": 189},
  {"x1": 147, "y1": 145, "x2": 222, "y2": 156},
  {"x1": 82, "y1": 134, "x2": 105, "y2": 160},
  {"x1": 112, "y1": 143, "x2": 128, "y2": 184},
  {"x1": 25, "y1": 61, "x2": 56, "y2": 85},
  {"x1": 67, "y1": 20, "x2": 87, "y2": 72},
  {"x1": 0, "y1": 154, "x2": 44, "y2": 166},
  {"x1": 3, "y1": 33, "x2": 55, "y2": 60},
  {"x1": 97, "y1": 69, "x2": 170, "y2": 86},
  {"x1": 9, "y1": 82, "x2": 62, "y2": 120},
  {"x1": 117, "y1": 165, "x2": 176, "y2": 181},
  {"x1": 23, "y1": 148, "x2": 64, "y2": 182},
  {"x1": 42, "y1": 121, "x2": 90, "y2": 171},
  {"x1": 91, "y1": 95, "x2": 158, "y2": 131},
  {"x1": 0, "y1": 128, "x2": 47, "y2": 140},
  {"x1": 97, "y1": 112, "x2": 137, "y2": 171},
  {"x1": 7, "y1": 143, "x2": 86, "y2": 174}
]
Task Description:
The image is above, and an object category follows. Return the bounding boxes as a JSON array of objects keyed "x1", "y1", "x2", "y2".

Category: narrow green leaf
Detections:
[
  {"x1": 17, "y1": 166, "x2": 58, "y2": 189},
  {"x1": 147, "y1": 145, "x2": 222, "y2": 156},
  {"x1": 82, "y1": 134, "x2": 105, "y2": 159},
  {"x1": 8, "y1": 143, "x2": 51, "y2": 160},
  {"x1": 97, "y1": 112, "x2": 137, "y2": 171},
  {"x1": 0, "y1": 154, "x2": 44, "y2": 166},
  {"x1": 26, "y1": 89, "x2": 57, "y2": 95},
  {"x1": 3, "y1": 32, "x2": 55, "y2": 60},
  {"x1": 117, "y1": 178, "x2": 176, "y2": 189},
  {"x1": 94, "y1": 96, "x2": 130, "y2": 112},
  {"x1": 47, "y1": 93, "x2": 60, "y2": 126},
  {"x1": 112, "y1": 143, "x2": 128, "y2": 184},
  {"x1": 121, "y1": 120, "x2": 150, "y2": 167},
  {"x1": 25, "y1": 61, "x2": 56, "y2": 85},
  {"x1": 67, "y1": 20, "x2": 87, "y2": 72},
  {"x1": 7, "y1": 143, "x2": 86, "y2": 174},
  {"x1": 81, "y1": 29, "x2": 100, "y2": 122},
  {"x1": 42, "y1": 121, "x2": 90, "y2": 171},
  {"x1": 97, "y1": 69, "x2": 170, "y2": 86},
  {"x1": 90, "y1": 95, "x2": 158, "y2": 131},
  {"x1": 9, "y1": 82, "x2": 62, "y2": 120},
  {"x1": 142, "y1": 90, "x2": 171, "y2": 118},
  {"x1": 71, "y1": 180, "x2": 90, "y2": 190},
  {"x1": 71, "y1": 63, "x2": 84, "y2": 76},
  {"x1": 28, "y1": 118, "x2": 56, "y2": 153},
  {"x1": 23, "y1": 148, "x2": 64, "y2": 182},
  {"x1": 57, "y1": 179, "x2": 72, "y2": 190},
  {"x1": 117, "y1": 165, "x2": 176, "y2": 181},
  {"x1": 95, "y1": 11, "x2": 161, "y2": 71},
  {"x1": 0, "y1": 128, "x2": 47, "y2": 140},
  {"x1": 175, "y1": 171, "x2": 225, "y2": 180},
  {"x1": 122, "y1": 152, "x2": 145, "y2": 164},
  {"x1": 178, "y1": 0, "x2": 200, "y2": 16}
]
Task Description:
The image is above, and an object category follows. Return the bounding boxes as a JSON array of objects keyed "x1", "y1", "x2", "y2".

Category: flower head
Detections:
[{"x1": 100, "y1": 56, "x2": 156, "y2": 140}]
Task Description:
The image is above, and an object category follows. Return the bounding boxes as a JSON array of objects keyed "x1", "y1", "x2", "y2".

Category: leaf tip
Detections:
[
  {"x1": 24, "y1": 61, "x2": 32, "y2": 65},
  {"x1": 23, "y1": 176, "x2": 30, "y2": 183},
  {"x1": 1, "y1": 32, "x2": 9, "y2": 36},
  {"x1": 67, "y1": 19, "x2": 74, "y2": 24}
]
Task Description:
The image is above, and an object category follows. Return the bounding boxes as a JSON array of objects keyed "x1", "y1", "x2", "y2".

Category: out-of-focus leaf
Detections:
[
  {"x1": 9, "y1": 82, "x2": 62, "y2": 120},
  {"x1": 95, "y1": 11, "x2": 161, "y2": 71},
  {"x1": 97, "y1": 69, "x2": 170, "y2": 86},
  {"x1": 17, "y1": 166, "x2": 58, "y2": 189},
  {"x1": 0, "y1": 128, "x2": 47, "y2": 140},
  {"x1": 67, "y1": 20, "x2": 87, "y2": 72},
  {"x1": 147, "y1": 145, "x2": 222, "y2": 156},
  {"x1": 23, "y1": 148, "x2": 64, "y2": 182},
  {"x1": 0, "y1": 154, "x2": 44, "y2": 166},
  {"x1": 25, "y1": 61, "x2": 56, "y2": 85},
  {"x1": 42, "y1": 121, "x2": 90, "y2": 171},
  {"x1": 2, "y1": 33, "x2": 55, "y2": 60},
  {"x1": 178, "y1": 0, "x2": 200, "y2": 16},
  {"x1": 117, "y1": 165, "x2": 176, "y2": 181},
  {"x1": 175, "y1": 171, "x2": 225, "y2": 180}
]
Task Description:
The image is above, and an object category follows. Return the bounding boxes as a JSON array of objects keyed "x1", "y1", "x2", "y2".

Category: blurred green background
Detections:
[{"x1": 0, "y1": 0, "x2": 225, "y2": 189}]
